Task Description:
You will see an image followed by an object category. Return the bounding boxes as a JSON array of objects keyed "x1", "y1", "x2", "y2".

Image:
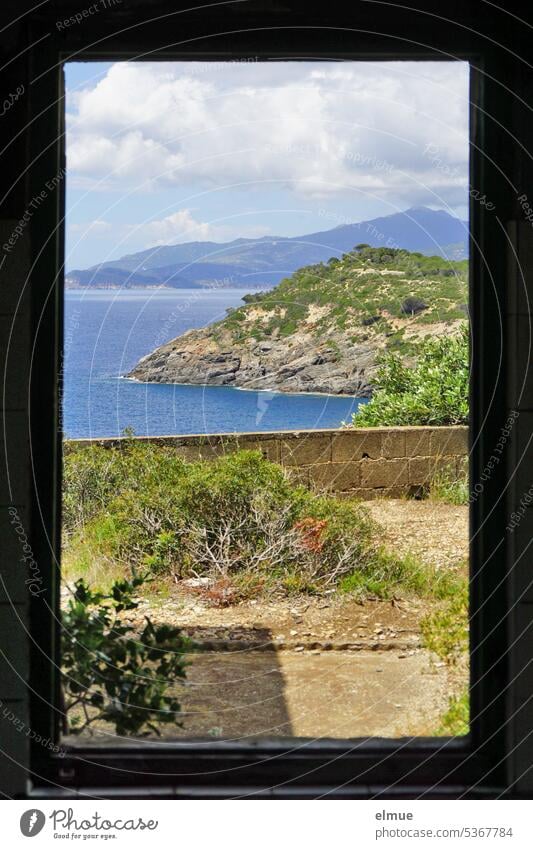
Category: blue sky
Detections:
[{"x1": 65, "y1": 60, "x2": 469, "y2": 270}]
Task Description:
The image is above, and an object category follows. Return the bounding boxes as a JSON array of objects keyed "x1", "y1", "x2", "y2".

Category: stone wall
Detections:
[{"x1": 67, "y1": 425, "x2": 468, "y2": 499}]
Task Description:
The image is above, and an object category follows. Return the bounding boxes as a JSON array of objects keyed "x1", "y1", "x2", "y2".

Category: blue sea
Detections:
[{"x1": 63, "y1": 289, "x2": 365, "y2": 439}]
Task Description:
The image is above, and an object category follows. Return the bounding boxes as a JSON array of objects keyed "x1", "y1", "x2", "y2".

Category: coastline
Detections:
[{"x1": 119, "y1": 374, "x2": 365, "y2": 400}]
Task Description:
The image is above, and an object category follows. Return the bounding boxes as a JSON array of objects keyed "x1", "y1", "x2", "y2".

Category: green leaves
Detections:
[
  {"x1": 352, "y1": 325, "x2": 469, "y2": 427},
  {"x1": 62, "y1": 573, "x2": 190, "y2": 737}
]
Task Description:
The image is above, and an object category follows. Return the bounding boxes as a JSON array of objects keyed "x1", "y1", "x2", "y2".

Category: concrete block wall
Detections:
[{"x1": 67, "y1": 425, "x2": 469, "y2": 500}]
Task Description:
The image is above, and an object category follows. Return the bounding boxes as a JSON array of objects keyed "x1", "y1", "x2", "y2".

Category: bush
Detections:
[
  {"x1": 63, "y1": 445, "x2": 446, "y2": 600},
  {"x1": 350, "y1": 325, "x2": 469, "y2": 426},
  {"x1": 436, "y1": 691, "x2": 469, "y2": 736},
  {"x1": 61, "y1": 572, "x2": 190, "y2": 736},
  {"x1": 400, "y1": 296, "x2": 428, "y2": 316},
  {"x1": 420, "y1": 579, "x2": 469, "y2": 664}
]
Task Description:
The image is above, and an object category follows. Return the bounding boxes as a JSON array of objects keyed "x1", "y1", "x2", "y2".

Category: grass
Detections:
[
  {"x1": 436, "y1": 691, "x2": 470, "y2": 736},
  {"x1": 339, "y1": 550, "x2": 465, "y2": 602},
  {"x1": 420, "y1": 578, "x2": 469, "y2": 663},
  {"x1": 419, "y1": 564, "x2": 469, "y2": 736},
  {"x1": 429, "y1": 467, "x2": 469, "y2": 505},
  {"x1": 62, "y1": 547, "x2": 126, "y2": 591}
]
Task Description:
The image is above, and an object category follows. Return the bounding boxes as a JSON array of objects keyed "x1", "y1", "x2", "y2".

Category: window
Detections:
[{"x1": 4, "y1": 2, "x2": 520, "y2": 797}]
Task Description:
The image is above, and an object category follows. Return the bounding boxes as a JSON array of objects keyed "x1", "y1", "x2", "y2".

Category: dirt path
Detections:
[
  {"x1": 131, "y1": 583, "x2": 432, "y2": 651},
  {"x1": 75, "y1": 649, "x2": 457, "y2": 742},
  {"x1": 365, "y1": 498, "x2": 468, "y2": 571},
  {"x1": 66, "y1": 499, "x2": 469, "y2": 741},
  {"x1": 169, "y1": 649, "x2": 455, "y2": 739}
]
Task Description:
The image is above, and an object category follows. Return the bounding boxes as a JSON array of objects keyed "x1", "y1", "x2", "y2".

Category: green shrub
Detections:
[
  {"x1": 350, "y1": 325, "x2": 469, "y2": 427},
  {"x1": 62, "y1": 573, "x2": 190, "y2": 736},
  {"x1": 436, "y1": 691, "x2": 469, "y2": 736},
  {"x1": 420, "y1": 580, "x2": 469, "y2": 663},
  {"x1": 63, "y1": 445, "x2": 449, "y2": 600},
  {"x1": 199, "y1": 247, "x2": 467, "y2": 348}
]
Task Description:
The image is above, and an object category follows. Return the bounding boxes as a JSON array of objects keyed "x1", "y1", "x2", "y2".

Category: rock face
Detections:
[
  {"x1": 127, "y1": 325, "x2": 375, "y2": 396},
  {"x1": 126, "y1": 246, "x2": 468, "y2": 396}
]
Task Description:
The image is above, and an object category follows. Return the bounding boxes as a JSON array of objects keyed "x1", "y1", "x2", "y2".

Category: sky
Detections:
[{"x1": 65, "y1": 60, "x2": 469, "y2": 270}]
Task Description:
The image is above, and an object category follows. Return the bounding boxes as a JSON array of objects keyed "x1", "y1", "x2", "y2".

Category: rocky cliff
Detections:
[
  {"x1": 127, "y1": 247, "x2": 468, "y2": 396},
  {"x1": 128, "y1": 324, "x2": 376, "y2": 395}
]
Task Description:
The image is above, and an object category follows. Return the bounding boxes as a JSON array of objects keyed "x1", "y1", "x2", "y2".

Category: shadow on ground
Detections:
[
  {"x1": 63, "y1": 624, "x2": 461, "y2": 744},
  {"x1": 167, "y1": 626, "x2": 454, "y2": 740}
]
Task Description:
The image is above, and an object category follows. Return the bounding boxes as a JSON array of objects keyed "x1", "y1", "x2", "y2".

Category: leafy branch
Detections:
[{"x1": 61, "y1": 573, "x2": 190, "y2": 737}]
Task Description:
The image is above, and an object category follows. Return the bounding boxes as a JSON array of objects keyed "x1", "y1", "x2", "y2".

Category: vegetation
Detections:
[
  {"x1": 62, "y1": 572, "x2": 190, "y2": 736},
  {"x1": 436, "y1": 691, "x2": 470, "y2": 736},
  {"x1": 421, "y1": 575, "x2": 469, "y2": 736},
  {"x1": 350, "y1": 325, "x2": 469, "y2": 427},
  {"x1": 429, "y1": 466, "x2": 469, "y2": 505},
  {"x1": 62, "y1": 245, "x2": 472, "y2": 737},
  {"x1": 420, "y1": 578, "x2": 469, "y2": 664},
  {"x1": 216, "y1": 246, "x2": 467, "y2": 347},
  {"x1": 63, "y1": 442, "x2": 462, "y2": 602},
  {"x1": 338, "y1": 550, "x2": 462, "y2": 602}
]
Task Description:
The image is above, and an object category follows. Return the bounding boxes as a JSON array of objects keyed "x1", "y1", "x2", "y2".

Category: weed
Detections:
[
  {"x1": 420, "y1": 580, "x2": 469, "y2": 663},
  {"x1": 436, "y1": 690, "x2": 469, "y2": 736},
  {"x1": 430, "y1": 467, "x2": 469, "y2": 505}
]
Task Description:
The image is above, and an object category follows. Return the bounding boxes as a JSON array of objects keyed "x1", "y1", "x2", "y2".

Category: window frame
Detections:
[{"x1": 25, "y1": 17, "x2": 511, "y2": 798}]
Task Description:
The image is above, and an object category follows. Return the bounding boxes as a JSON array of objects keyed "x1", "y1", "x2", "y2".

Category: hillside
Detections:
[
  {"x1": 126, "y1": 246, "x2": 468, "y2": 396},
  {"x1": 66, "y1": 206, "x2": 468, "y2": 289}
]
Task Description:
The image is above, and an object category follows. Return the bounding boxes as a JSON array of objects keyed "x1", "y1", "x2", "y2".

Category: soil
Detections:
[
  {"x1": 130, "y1": 592, "x2": 428, "y2": 652},
  {"x1": 365, "y1": 499, "x2": 468, "y2": 571},
  {"x1": 65, "y1": 499, "x2": 469, "y2": 741},
  {"x1": 77, "y1": 649, "x2": 458, "y2": 742},
  {"x1": 174, "y1": 649, "x2": 458, "y2": 739}
]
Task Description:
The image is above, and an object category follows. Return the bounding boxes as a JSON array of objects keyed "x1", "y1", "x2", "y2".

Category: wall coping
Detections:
[{"x1": 65, "y1": 424, "x2": 468, "y2": 447}]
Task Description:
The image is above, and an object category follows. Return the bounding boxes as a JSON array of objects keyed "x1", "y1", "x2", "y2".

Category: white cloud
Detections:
[
  {"x1": 122, "y1": 209, "x2": 270, "y2": 249},
  {"x1": 69, "y1": 219, "x2": 112, "y2": 234},
  {"x1": 142, "y1": 209, "x2": 215, "y2": 245},
  {"x1": 66, "y1": 60, "x2": 469, "y2": 208}
]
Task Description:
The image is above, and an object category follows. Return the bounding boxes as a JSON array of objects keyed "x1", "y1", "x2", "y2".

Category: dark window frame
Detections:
[{"x1": 25, "y1": 12, "x2": 512, "y2": 798}]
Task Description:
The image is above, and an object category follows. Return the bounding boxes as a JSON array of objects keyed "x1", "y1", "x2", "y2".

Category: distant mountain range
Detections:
[{"x1": 66, "y1": 206, "x2": 468, "y2": 290}]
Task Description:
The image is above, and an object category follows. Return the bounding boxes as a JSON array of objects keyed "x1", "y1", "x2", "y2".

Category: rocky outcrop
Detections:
[
  {"x1": 127, "y1": 325, "x2": 376, "y2": 396},
  {"x1": 126, "y1": 245, "x2": 467, "y2": 396}
]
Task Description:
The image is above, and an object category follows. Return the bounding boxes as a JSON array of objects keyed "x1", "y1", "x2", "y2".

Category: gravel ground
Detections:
[
  {"x1": 63, "y1": 498, "x2": 469, "y2": 740},
  {"x1": 71, "y1": 649, "x2": 457, "y2": 742},
  {"x1": 365, "y1": 498, "x2": 468, "y2": 571}
]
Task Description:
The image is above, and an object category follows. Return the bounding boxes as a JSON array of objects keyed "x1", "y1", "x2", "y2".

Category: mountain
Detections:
[
  {"x1": 127, "y1": 245, "x2": 468, "y2": 396},
  {"x1": 66, "y1": 206, "x2": 468, "y2": 289}
]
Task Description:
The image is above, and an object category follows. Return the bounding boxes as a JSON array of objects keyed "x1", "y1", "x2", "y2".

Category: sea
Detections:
[{"x1": 63, "y1": 289, "x2": 366, "y2": 439}]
